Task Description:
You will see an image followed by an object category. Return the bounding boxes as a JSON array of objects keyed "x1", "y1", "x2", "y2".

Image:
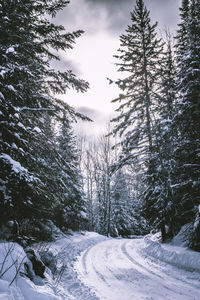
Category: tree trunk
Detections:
[{"x1": 160, "y1": 223, "x2": 167, "y2": 242}]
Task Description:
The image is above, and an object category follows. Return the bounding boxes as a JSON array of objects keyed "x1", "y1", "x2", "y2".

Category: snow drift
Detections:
[
  {"x1": 143, "y1": 234, "x2": 200, "y2": 272},
  {"x1": 0, "y1": 242, "x2": 61, "y2": 300}
]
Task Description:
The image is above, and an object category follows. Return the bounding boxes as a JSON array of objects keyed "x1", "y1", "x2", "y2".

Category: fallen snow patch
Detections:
[
  {"x1": 6, "y1": 47, "x2": 15, "y2": 54},
  {"x1": 33, "y1": 127, "x2": 41, "y2": 134},
  {"x1": 0, "y1": 154, "x2": 28, "y2": 174}
]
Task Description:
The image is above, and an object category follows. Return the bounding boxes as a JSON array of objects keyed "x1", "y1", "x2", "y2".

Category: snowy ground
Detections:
[
  {"x1": 1, "y1": 231, "x2": 200, "y2": 299},
  {"x1": 75, "y1": 236, "x2": 200, "y2": 300}
]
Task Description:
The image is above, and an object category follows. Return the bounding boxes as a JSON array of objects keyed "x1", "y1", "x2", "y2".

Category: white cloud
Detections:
[
  {"x1": 54, "y1": 0, "x2": 180, "y2": 135},
  {"x1": 59, "y1": 32, "x2": 120, "y2": 114}
]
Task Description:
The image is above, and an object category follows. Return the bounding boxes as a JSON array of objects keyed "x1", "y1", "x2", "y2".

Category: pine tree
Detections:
[
  {"x1": 110, "y1": 169, "x2": 132, "y2": 237},
  {"x1": 172, "y1": 0, "x2": 200, "y2": 234},
  {"x1": 55, "y1": 114, "x2": 87, "y2": 231},
  {"x1": 143, "y1": 34, "x2": 177, "y2": 240},
  {"x1": 0, "y1": 0, "x2": 88, "y2": 232},
  {"x1": 111, "y1": 0, "x2": 163, "y2": 160},
  {"x1": 110, "y1": 0, "x2": 164, "y2": 237},
  {"x1": 175, "y1": 0, "x2": 190, "y2": 65},
  {"x1": 111, "y1": 0, "x2": 163, "y2": 175}
]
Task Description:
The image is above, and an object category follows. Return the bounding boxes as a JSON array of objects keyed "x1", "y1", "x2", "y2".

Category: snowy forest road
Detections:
[{"x1": 75, "y1": 238, "x2": 200, "y2": 300}]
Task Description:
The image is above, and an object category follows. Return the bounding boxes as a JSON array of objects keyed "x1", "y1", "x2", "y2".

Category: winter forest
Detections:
[
  {"x1": 1, "y1": 0, "x2": 200, "y2": 247},
  {"x1": 0, "y1": 0, "x2": 200, "y2": 298}
]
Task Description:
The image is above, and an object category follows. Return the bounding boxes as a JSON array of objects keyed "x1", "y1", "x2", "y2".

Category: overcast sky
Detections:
[{"x1": 55, "y1": 0, "x2": 181, "y2": 136}]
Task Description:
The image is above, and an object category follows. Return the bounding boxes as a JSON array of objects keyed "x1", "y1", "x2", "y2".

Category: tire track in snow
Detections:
[
  {"x1": 122, "y1": 239, "x2": 200, "y2": 297},
  {"x1": 81, "y1": 246, "x2": 93, "y2": 275},
  {"x1": 76, "y1": 238, "x2": 200, "y2": 300},
  {"x1": 78, "y1": 240, "x2": 113, "y2": 288},
  {"x1": 121, "y1": 241, "x2": 162, "y2": 278},
  {"x1": 92, "y1": 263, "x2": 112, "y2": 288}
]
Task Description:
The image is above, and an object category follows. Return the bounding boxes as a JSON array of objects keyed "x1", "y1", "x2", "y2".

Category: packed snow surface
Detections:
[
  {"x1": 1, "y1": 232, "x2": 200, "y2": 299},
  {"x1": 75, "y1": 236, "x2": 200, "y2": 299}
]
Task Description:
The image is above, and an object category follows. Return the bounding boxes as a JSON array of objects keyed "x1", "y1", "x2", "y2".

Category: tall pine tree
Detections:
[
  {"x1": 172, "y1": 0, "x2": 200, "y2": 239},
  {"x1": 110, "y1": 0, "x2": 164, "y2": 237},
  {"x1": 111, "y1": 0, "x2": 163, "y2": 167},
  {"x1": 55, "y1": 114, "x2": 87, "y2": 231},
  {"x1": 0, "y1": 0, "x2": 88, "y2": 233},
  {"x1": 143, "y1": 33, "x2": 177, "y2": 240}
]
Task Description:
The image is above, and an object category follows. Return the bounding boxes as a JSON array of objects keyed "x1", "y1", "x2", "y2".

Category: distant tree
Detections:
[
  {"x1": 110, "y1": 169, "x2": 133, "y2": 237},
  {"x1": 77, "y1": 128, "x2": 147, "y2": 237},
  {"x1": 85, "y1": 146, "x2": 96, "y2": 231},
  {"x1": 55, "y1": 114, "x2": 87, "y2": 230}
]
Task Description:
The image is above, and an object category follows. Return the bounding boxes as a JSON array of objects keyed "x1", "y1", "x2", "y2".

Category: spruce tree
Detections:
[
  {"x1": 143, "y1": 34, "x2": 177, "y2": 240},
  {"x1": 111, "y1": 0, "x2": 163, "y2": 172},
  {"x1": 55, "y1": 114, "x2": 87, "y2": 231},
  {"x1": 175, "y1": 0, "x2": 190, "y2": 64},
  {"x1": 111, "y1": 0, "x2": 163, "y2": 158},
  {"x1": 173, "y1": 0, "x2": 200, "y2": 233},
  {"x1": 0, "y1": 0, "x2": 88, "y2": 232},
  {"x1": 110, "y1": 0, "x2": 164, "y2": 237},
  {"x1": 110, "y1": 169, "x2": 133, "y2": 237}
]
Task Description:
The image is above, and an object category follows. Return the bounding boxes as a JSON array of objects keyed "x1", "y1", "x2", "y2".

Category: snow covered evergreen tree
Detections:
[
  {"x1": 55, "y1": 114, "x2": 87, "y2": 231},
  {"x1": 143, "y1": 34, "x2": 177, "y2": 241},
  {"x1": 110, "y1": 0, "x2": 164, "y2": 237},
  {"x1": 175, "y1": 0, "x2": 190, "y2": 64},
  {"x1": 0, "y1": 0, "x2": 88, "y2": 235},
  {"x1": 111, "y1": 0, "x2": 163, "y2": 162},
  {"x1": 110, "y1": 169, "x2": 134, "y2": 237},
  {"x1": 172, "y1": 0, "x2": 200, "y2": 239}
]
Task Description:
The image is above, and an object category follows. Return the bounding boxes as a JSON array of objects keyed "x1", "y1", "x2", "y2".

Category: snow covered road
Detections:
[
  {"x1": 1, "y1": 232, "x2": 200, "y2": 299},
  {"x1": 75, "y1": 238, "x2": 200, "y2": 300}
]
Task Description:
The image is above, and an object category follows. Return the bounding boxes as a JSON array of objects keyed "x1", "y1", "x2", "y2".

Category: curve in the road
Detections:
[{"x1": 75, "y1": 238, "x2": 200, "y2": 300}]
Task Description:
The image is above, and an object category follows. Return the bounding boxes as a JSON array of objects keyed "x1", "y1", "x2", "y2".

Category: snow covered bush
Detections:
[
  {"x1": 39, "y1": 249, "x2": 57, "y2": 277},
  {"x1": 19, "y1": 219, "x2": 56, "y2": 243}
]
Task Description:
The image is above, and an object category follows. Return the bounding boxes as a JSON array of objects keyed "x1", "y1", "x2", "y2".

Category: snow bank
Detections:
[
  {"x1": 0, "y1": 242, "x2": 62, "y2": 300},
  {"x1": 171, "y1": 223, "x2": 192, "y2": 247},
  {"x1": 47, "y1": 231, "x2": 107, "y2": 300},
  {"x1": 0, "y1": 231, "x2": 107, "y2": 300},
  {"x1": 143, "y1": 234, "x2": 200, "y2": 272}
]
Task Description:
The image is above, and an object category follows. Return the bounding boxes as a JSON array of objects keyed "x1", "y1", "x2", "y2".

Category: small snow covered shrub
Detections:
[
  {"x1": 171, "y1": 223, "x2": 193, "y2": 247},
  {"x1": 25, "y1": 248, "x2": 46, "y2": 278},
  {"x1": 19, "y1": 219, "x2": 55, "y2": 242},
  {"x1": 0, "y1": 220, "x2": 19, "y2": 241},
  {"x1": 36, "y1": 243, "x2": 63, "y2": 284}
]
